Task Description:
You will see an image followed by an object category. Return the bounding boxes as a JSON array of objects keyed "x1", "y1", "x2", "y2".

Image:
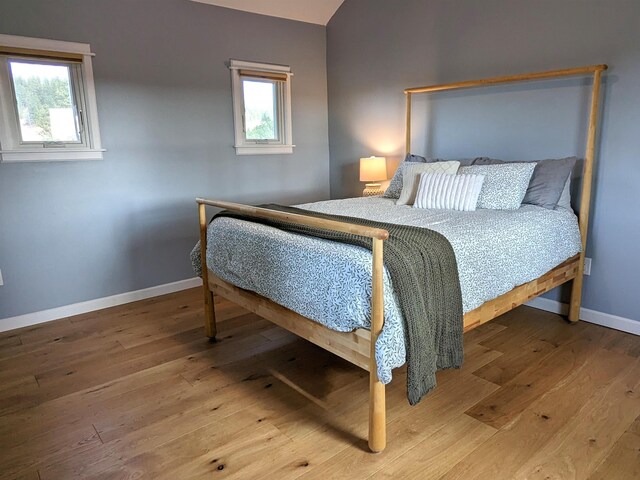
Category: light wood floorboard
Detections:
[{"x1": 0, "y1": 288, "x2": 638, "y2": 479}]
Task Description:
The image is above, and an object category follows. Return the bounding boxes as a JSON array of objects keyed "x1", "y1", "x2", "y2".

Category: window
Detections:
[
  {"x1": 230, "y1": 59, "x2": 293, "y2": 155},
  {"x1": 0, "y1": 34, "x2": 104, "y2": 162}
]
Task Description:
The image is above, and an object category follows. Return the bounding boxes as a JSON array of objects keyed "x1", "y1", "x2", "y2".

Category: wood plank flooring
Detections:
[{"x1": 1, "y1": 288, "x2": 638, "y2": 479}]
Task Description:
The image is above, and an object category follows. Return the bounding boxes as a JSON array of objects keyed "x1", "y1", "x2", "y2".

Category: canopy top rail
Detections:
[{"x1": 404, "y1": 64, "x2": 608, "y2": 95}]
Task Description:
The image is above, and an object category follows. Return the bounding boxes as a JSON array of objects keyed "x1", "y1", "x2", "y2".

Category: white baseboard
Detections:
[
  {"x1": 526, "y1": 297, "x2": 640, "y2": 336},
  {"x1": 0, "y1": 277, "x2": 202, "y2": 333}
]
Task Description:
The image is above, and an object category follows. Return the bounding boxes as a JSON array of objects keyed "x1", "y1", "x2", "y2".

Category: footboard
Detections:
[{"x1": 197, "y1": 198, "x2": 389, "y2": 452}]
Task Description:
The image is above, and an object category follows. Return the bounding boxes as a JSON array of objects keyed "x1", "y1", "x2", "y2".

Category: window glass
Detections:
[
  {"x1": 9, "y1": 60, "x2": 80, "y2": 143},
  {"x1": 242, "y1": 79, "x2": 277, "y2": 141}
]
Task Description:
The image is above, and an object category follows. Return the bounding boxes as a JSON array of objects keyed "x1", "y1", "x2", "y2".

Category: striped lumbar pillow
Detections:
[
  {"x1": 413, "y1": 172, "x2": 485, "y2": 211},
  {"x1": 396, "y1": 160, "x2": 461, "y2": 206}
]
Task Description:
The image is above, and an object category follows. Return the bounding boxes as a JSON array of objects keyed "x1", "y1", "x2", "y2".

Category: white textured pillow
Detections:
[
  {"x1": 459, "y1": 163, "x2": 535, "y2": 210},
  {"x1": 397, "y1": 161, "x2": 460, "y2": 205},
  {"x1": 413, "y1": 172, "x2": 485, "y2": 211}
]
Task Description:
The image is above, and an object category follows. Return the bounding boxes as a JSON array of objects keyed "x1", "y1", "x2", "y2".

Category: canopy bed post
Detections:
[
  {"x1": 198, "y1": 203, "x2": 217, "y2": 340},
  {"x1": 368, "y1": 237, "x2": 386, "y2": 453},
  {"x1": 569, "y1": 68, "x2": 604, "y2": 322},
  {"x1": 405, "y1": 92, "x2": 412, "y2": 155}
]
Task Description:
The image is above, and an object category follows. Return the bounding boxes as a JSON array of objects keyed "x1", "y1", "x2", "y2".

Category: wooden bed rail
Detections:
[
  {"x1": 197, "y1": 197, "x2": 388, "y2": 452},
  {"x1": 196, "y1": 198, "x2": 390, "y2": 240}
]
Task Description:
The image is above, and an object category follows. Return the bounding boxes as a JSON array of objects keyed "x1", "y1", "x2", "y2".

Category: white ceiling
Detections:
[{"x1": 190, "y1": 0, "x2": 346, "y2": 25}]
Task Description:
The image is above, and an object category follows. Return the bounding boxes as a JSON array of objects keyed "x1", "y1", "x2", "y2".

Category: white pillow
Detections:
[
  {"x1": 413, "y1": 172, "x2": 485, "y2": 211},
  {"x1": 459, "y1": 163, "x2": 535, "y2": 210},
  {"x1": 397, "y1": 161, "x2": 460, "y2": 205}
]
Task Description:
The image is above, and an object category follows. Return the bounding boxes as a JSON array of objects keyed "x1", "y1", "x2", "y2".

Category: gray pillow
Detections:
[
  {"x1": 556, "y1": 177, "x2": 572, "y2": 211},
  {"x1": 383, "y1": 154, "x2": 430, "y2": 199},
  {"x1": 524, "y1": 157, "x2": 576, "y2": 209},
  {"x1": 460, "y1": 163, "x2": 535, "y2": 210}
]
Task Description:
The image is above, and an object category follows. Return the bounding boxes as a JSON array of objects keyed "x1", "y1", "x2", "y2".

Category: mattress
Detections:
[{"x1": 198, "y1": 197, "x2": 581, "y2": 384}]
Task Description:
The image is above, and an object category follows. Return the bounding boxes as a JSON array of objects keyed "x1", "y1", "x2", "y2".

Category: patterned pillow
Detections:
[
  {"x1": 414, "y1": 172, "x2": 485, "y2": 211},
  {"x1": 383, "y1": 154, "x2": 429, "y2": 199},
  {"x1": 459, "y1": 163, "x2": 535, "y2": 210},
  {"x1": 397, "y1": 161, "x2": 460, "y2": 205}
]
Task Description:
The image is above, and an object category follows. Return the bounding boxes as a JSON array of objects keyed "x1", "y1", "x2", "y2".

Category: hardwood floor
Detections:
[{"x1": 1, "y1": 288, "x2": 639, "y2": 479}]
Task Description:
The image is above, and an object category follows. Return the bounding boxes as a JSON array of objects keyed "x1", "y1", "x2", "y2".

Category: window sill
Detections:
[
  {"x1": 0, "y1": 148, "x2": 105, "y2": 163},
  {"x1": 234, "y1": 145, "x2": 295, "y2": 156}
]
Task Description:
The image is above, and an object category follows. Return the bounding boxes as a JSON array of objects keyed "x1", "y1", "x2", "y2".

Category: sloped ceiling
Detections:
[{"x1": 190, "y1": 0, "x2": 345, "y2": 25}]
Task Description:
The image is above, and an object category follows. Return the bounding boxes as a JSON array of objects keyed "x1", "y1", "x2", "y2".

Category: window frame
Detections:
[
  {"x1": 0, "y1": 34, "x2": 104, "y2": 162},
  {"x1": 230, "y1": 59, "x2": 294, "y2": 156}
]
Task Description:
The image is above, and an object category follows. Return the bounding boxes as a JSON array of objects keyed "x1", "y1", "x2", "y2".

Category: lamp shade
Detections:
[{"x1": 359, "y1": 156, "x2": 387, "y2": 182}]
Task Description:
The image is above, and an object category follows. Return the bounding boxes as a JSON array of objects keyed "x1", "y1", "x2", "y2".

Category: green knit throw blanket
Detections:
[{"x1": 206, "y1": 204, "x2": 464, "y2": 405}]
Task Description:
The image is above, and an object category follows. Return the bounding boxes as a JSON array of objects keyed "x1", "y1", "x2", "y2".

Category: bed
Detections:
[{"x1": 194, "y1": 64, "x2": 606, "y2": 452}]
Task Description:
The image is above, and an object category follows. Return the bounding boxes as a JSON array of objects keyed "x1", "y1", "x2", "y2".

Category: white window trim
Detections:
[
  {"x1": 229, "y1": 59, "x2": 294, "y2": 156},
  {"x1": 0, "y1": 34, "x2": 105, "y2": 163}
]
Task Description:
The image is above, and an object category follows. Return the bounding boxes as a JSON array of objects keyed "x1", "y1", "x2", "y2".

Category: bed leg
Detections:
[
  {"x1": 199, "y1": 202, "x2": 217, "y2": 340},
  {"x1": 369, "y1": 370, "x2": 386, "y2": 452},
  {"x1": 368, "y1": 238, "x2": 386, "y2": 453},
  {"x1": 203, "y1": 288, "x2": 217, "y2": 340},
  {"x1": 568, "y1": 265, "x2": 583, "y2": 323}
]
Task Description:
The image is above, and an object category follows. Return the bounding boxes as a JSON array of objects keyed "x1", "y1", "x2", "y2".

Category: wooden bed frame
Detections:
[{"x1": 196, "y1": 64, "x2": 607, "y2": 453}]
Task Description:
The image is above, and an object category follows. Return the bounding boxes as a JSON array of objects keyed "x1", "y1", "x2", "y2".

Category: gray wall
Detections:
[
  {"x1": 0, "y1": 0, "x2": 330, "y2": 320},
  {"x1": 327, "y1": 0, "x2": 640, "y2": 321}
]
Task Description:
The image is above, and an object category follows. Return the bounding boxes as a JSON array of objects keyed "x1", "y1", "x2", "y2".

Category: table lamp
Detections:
[{"x1": 359, "y1": 156, "x2": 387, "y2": 196}]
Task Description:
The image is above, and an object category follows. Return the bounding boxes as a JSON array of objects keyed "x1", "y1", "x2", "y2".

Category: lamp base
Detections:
[{"x1": 363, "y1": 183, "x2": 384, "y2": 197}]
